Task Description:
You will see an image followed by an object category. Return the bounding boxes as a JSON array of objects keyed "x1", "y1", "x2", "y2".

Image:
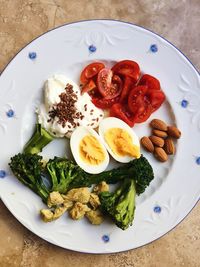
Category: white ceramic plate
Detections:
[{"x1": 0, "y1": 20, "x2": 199, "y2": 253}]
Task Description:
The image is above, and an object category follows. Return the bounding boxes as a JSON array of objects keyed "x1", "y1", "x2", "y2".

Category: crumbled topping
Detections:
[{"x1": 48, "y1": 83, "x2": 84, "y2": 128}]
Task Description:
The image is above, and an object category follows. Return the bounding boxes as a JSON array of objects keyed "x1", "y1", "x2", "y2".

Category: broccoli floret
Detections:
[
  {"x1": 69, "y1": 155, "x2": 154, "y2": 195},
  {"x1": 46, "y1": 157, "x2": 85, "y2": 194},
  {"x1": 9, "y1": 153, "x2": 49, "y2": 202},
  {"x1": 100, "y1": 179, "x2": 136, "y2": 230},
  {"x1": 24, "y1": 124, "x2": 53, "y2": 154}
]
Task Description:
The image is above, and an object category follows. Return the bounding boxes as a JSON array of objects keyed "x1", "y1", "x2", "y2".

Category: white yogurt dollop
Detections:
[{"x1": 38, "y1": 74, "x2": 104, "y2": 138}]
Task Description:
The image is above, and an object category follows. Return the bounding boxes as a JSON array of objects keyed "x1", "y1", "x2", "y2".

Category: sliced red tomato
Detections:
[
  {"x1": 119, "y1": 76, "x2": 134, "y2": 103},
  {"x1": 138, "y1": 74, "x2": 160, "y2": 90},
  {"x1": 81, "y1": 79, "x2": 96, "y2": 94},
  {"x1": 97, "y1": 68, "x2": 122, "y2": 99},
  {"x1": 110, "y1": 103, "x2": 135, "y2": 127},
  {"x1": 135, "y1": 104, "x2": 153, "y2": 123},
  {"x1": 80, "y1": 62, "x2": 105, "y2": 84},
  {"x1": 128, "y1": 85, "x2": 148, "y2": 113},
  {"x1": 92, "y1": 96, "x2": 120, "y2": 109},
  {"x1": 128, "y1": 85, "x2": 154, "y2": 123},
  {"x1": 147, "y1": 89, "x2": 165, "y2": 111},
  {"x1": 112, "y1": 60, "x2": 140, "y2": 82}
]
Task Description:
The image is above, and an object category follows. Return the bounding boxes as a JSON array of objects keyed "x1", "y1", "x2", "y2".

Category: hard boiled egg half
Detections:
[
  {"x1": 70, "y1": 126, "x2": 109, "y2": 174},
  {"x1": 98, "y1": 117, "x2": 141, "y2": 163}
]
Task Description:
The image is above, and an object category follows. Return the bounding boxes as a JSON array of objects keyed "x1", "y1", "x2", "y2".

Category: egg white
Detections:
[
  {"x1": 98, "y1": 117, "x2": 140, "y2": 163},
  {"x1": 70, "y1": 126, "x2": 109, "y2": 174}
]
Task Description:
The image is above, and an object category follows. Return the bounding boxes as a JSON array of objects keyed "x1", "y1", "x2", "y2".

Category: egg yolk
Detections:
[
  {"x1": 79, "y1": 135, "x2": 105, "y2": 165},
  {"x1": 104, "y1": 128, "x2": 140, "y2": 158}
]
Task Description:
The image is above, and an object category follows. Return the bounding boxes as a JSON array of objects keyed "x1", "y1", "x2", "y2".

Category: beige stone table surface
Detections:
[{"x1": 0, "y1": 1, "x2": 199, "y2": 266}]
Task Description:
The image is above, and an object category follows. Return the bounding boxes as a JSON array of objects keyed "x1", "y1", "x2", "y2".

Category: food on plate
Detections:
[
  {"x1": 93, "y1": 181, "x2": 109, "y2": 194},
  {"x1": 89, "y1": 193, "x2": 101, "y2": 209},
  {"x1": 80, "y1": 62, "x2": 105, "y2": 86},
  {"x1": 9, "y1": 153, "x2": 49, "y2": 202},
  {"x1": 149, "y1": 135, "x2": 164, "y2": 147},
  {"x1": 24, "y1": 123, "x2": 53, "y2": 154},
  {"x1": 150, "y1": 119, "x2": 167, "y2": 131},
  {"x1": 140, "y1": 136, "x2": 154, "y2": 153},
  {"x1": 80, "y1": 60, "x2": 166, "y2": 127},
  {"x1": 154, "y1": 147, "x2": 168, "y2": 162},
  {"x1": 69, "y1": 155, "x2": 154, "y2": 195},
  {"x1": 140, "y1": 118, "x2": 181, "y2": 162},
  {"x1": 41, "y1": 187, "x2": 103, "y2": 225},
  {"x1": 47, "y1": 191, "x2": 64, "y2": 208},
  {"x1": 9, "y1": 60, "x2": 163, "y2": 231},
  {"x1": 98, "y1": 117, "x2": 140, "y2": 163},
  {"x1": 38, "y1": 74, "x2": 104, "y2": 138},
  {"x1": 64, "y1": 187, "x2": 90, "y2": 203},
  {"x1": 46, "y1": 157, "x2": 87, "y2": 194},
  {"x1": 167, "y1": 126, "x2": 181, "y2": 139},
  {"x1": 85, "y1": 209, "x2": 104, "y2": 225},
  {"x1": 152, "y1": 129, "x2": 168, "y2": 138},
  {"x1": 9, "y1": 152, "x2": 154, "y2": 229},
  {"x1": 100, "y1": 178, "x2": 136, "y2": 230},
  {"x1": 70, "y1": 126, "x2": 109, "y2": 174},
  {"x1": 164, "y1": 138, "x2": 175, "y2": 155},
  {"x1": 70, "y1": 202, "x2": 91, "y2": 220}
]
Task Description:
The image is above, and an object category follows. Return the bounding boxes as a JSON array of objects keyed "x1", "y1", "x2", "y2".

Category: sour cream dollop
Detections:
[{"x1": 38, "y1": 74, "x2": 104, "y2": 137}]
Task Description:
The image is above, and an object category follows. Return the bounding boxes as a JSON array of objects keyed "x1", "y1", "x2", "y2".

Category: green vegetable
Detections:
[
  {"x1": 100, "y1": 178, "x2": 136, "y2": 230},
  {"x1": 9, "y1": 153, "x2": 49, "y2": 202},
  {"x1": 46, "y1": 157, "x2": 86, "y2": 193},
  {"x1": 69, "y1": 155, "x2": 154, "y2": 195},
  {"x1": 24, "y1": 124, "x2": 53, "y2": 154}
]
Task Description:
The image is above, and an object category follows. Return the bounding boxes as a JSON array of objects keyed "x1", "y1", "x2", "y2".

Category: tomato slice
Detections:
[
  {"x1": 110, "y1": 103, "x2": 135, "y2": 127},
  {"x1": 81, "y1": 79, "x2": 96, "y2": 94},
  {"x1": 138, "y1": 74, "x2": 160, "y2": 90},
  {"x1": 112, "y1": 60, "x2": 140, "y2": 82},
  {"x1": 97, "y1": 68, "x2": 122, "y2": 99},
  {"x1": 92, "y1": 96, "x2": 120, "y2": 109},
  {"x1": 147, "y1": 90, "x2": 165, "y2": 111},
  {"x1": 80, "y1": 62, "x2": 105, "y2": 84},
  {"x1": 135, "y1": 104, "x2": 153, "y2": 123},
  {"x1": 128, "y1": 85, "x2": 148, "y2": 113},
  {"x1": 119, "y1": 76, "x2": 133, "y2": 103}
]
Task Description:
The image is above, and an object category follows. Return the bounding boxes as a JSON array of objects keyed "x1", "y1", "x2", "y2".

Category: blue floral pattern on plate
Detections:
[
  {"x1": 154, "y1": 206, "x2": 161, "y2": 213},
  {"x1": 29, "y1": 52, "x2": 37, "y2": 60},
  {"x1": 102, "y1": 234, "x2": 110, "y2": 243},
  {"x1": 181, "y1": 99, "x2": 188, "y2": 108},
  {"x1": 150, "y1": 44, "x2": 158, "y2": 53},
  {"x1": 6, "y1": 109, "x2": 15, "y2": 118},
  {"x1": 196, "y1": 157, "x2": 200, "y2": 165},
  {"x1": 0, "y1": 170, "x2": 6, "y2": 178},
  {"x1": 88, "y1": 45, "x2": 96, "y2": 53}
]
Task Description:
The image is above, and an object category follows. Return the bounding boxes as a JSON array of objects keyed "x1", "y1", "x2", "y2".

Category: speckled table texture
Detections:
[{"x1": 0, "y1": 1, "x2": 199, "y2": 266}]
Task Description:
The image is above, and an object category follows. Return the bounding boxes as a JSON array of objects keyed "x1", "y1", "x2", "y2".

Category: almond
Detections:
[
  {"x1": 149, "y1": 135, "x2": 164, "y2": 147},
  {"x1": 164, "y1": 138, "x2": 175, "y2": 155},
  {"x1": 140, "y1": 136, "x2": 154, "y2": 152},
  {"x1": 152, "y1": 129, "x2": 168, "y2": 138},
  {"x1": 167, "y1": 126, "x2": 181, "y2": 139},
  {"x1": 154, "y1": 147, "x2": 168, "y2": 162},
  {"x1": 150, "y1": 119, "x2": 167, "y2": 131}
]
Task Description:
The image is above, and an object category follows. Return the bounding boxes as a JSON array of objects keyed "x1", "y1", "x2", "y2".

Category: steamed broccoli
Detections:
[
  {"x1": 9, "y1": 153, "x2": 49, "y2": 202},
  {"x1": 24, "y1": 124, "x2": 53, "y2": 154},
  {"x1": 100, "y1": 179, "x2": 136, "y2": 230},
  {"x1": 69, "y1": 155, "x2": 154, "y2": 195},
  {"x1": 46, "y1": 157, "x2": 86, "y2": 193}
]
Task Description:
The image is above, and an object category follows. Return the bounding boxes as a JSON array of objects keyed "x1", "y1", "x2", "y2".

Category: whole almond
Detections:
[
  {"x1": 150, "y1": 119, "x2": 167, "y2": 131},
  {"x1": 149, "y1": 135, "x2": 164, "y2": 147},
  {"x1": 152, "y1": 129, "x2": 168, "y2": 138},
  {"x1": 154, "y1": 147, "x2": 168, "y2": 162},
  {"x1": 167, "y1": 126, "x2": 181, "y2": 139},
  {"x1": 140, "y1": 136, "x2": 154, "y2": 152},
  {"x1": 164, "y1": 138, "x2": 175, "y2": 155}
]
